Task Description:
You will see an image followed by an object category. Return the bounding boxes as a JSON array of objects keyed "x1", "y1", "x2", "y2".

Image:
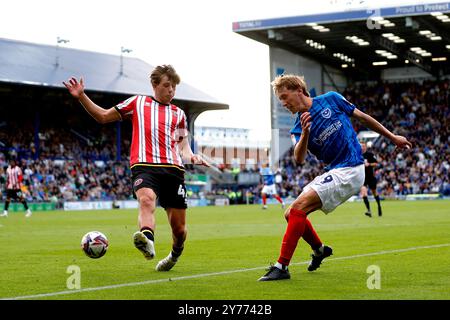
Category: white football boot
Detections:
[
  {"x1": 155, "y1": 253, "x2": 178, "y2": 271},
  {"x1": 133, "y1": 231, "x2": 155, "y2": 260}
]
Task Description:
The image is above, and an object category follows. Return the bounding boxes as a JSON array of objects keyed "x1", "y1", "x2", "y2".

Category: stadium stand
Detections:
[
  {"x1": 0, "y1": 79, "x2": 450, "y2": 202},
  {"x1": 1, "y1": 79, "x2": 448, "y2": 204},
  {"x1": 228, "y1": 2, "x2": 450, "y2": 203},
  {"x1": 0, "y1": 38, "x2": 228, "y2": 208}
]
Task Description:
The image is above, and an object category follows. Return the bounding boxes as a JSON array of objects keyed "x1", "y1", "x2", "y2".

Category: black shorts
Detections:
[
  {"x1": 364, "y1": 175, "x2": 377, "y2": 190},
  {"x1": 6, "y1": 189, "x2": 23, "y2": 200},
  {"x1": 131, "y1": 164, "x2": 187, "y2": 209}
]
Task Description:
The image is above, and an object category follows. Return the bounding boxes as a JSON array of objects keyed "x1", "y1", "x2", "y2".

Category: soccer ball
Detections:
[{"x1": 81, "y1": 231, "x2": 109, "y2": 259}]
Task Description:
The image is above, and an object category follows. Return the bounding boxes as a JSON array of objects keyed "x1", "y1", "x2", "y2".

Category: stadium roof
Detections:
[
  {"x1": 0, "y1": 37, "x2": 228, "y2": 115},
  {"x1": 233, "y1": 1, "x2": 450, "y2": 79}
]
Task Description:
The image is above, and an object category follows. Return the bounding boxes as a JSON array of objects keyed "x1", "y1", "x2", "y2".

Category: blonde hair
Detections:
[
  {"x1": 150, "y1": 64, "x2": 180, "y2": 86},
  {"x1": 271, "y1": 74, "x2": 310, "y2": 97}
]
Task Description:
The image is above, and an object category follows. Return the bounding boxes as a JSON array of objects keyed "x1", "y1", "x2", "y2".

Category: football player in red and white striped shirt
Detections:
[
  {"x1": 64, "y1": 65, "x2": 209, "y2": 271},
  {"x1": 1, "y1": 159, "x2": 32, "y2": 218}
]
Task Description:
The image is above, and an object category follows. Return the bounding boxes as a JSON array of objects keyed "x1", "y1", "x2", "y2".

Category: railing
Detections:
[{"x1": 194, "y1": 152, "x2": 235, "y2": 184}]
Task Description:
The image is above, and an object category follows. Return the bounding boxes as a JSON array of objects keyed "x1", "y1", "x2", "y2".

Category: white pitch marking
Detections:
[{"x1": 2, "y1": 243, "x2": 449, "y2": 300}]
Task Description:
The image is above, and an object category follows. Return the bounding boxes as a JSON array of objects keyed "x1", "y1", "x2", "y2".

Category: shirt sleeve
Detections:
[
  {"x1": 175, "y1": 109, "x2": 189, "y2": 142},
  {"x1": 332, "y1": 92, "x2": 355, "y2": 116},
  {"x1": 114, "y1": 95, "x2": 138, "y2": 120}
]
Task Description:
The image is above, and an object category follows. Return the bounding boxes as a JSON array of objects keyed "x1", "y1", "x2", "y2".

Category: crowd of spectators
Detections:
[
  {"x1": 0, "y1": 124, "x2": 133, "y2": 205},
  {"x1": 0, "y1": 124, "x2": 129, "y2": 162},
  {"x1": 1, "y1": 79, "x2": 448, "y2": 204},
  {"x1": 0, "y1": 154, "x2": 133, "y2": 207}
]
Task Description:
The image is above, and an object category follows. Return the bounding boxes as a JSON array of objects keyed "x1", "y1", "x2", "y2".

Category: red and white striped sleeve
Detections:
[
  {"x1": 175, "y1": 109, "x2": 189, "y2": 142},
  {"x1": 114, "y1": 95, "x2": 138, "y2": 120}
]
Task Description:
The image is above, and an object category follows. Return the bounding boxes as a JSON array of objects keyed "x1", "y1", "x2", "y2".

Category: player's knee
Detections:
[
  {"x1": 284, "y1": 202, "x2": 303, "y2": 220},
  {"x1": 360, "y1": 186, "x2": 367, "y2": 196},
  {"x1": 138, "y1": 192, "x2": 156, "y2": 208},
  {"x1": 290, "y1": 198, "x2": 308, "y2": 211}
]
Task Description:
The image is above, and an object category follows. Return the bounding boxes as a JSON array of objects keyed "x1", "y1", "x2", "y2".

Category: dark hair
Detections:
[{"x1": 150, "y1": 64, "x2": 180, "y2": 86}]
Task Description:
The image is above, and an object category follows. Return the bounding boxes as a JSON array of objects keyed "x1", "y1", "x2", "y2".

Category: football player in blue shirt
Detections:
[
  {"x1": 260, "y1": 163, "x2": 285, "y2": 209},
  {"x1": 259, "y1": 74, "x2": 412, "y2": 281}
]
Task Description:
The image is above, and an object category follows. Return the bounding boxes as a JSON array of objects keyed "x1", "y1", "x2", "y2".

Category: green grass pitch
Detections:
[{"x1": 0, "y1": 200, "x2": 449, "y2": 300}]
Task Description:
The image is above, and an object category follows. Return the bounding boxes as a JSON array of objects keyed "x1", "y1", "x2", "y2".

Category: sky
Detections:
[{"x1": 1, "y1": 0, "x2": 446, "y2": 141}]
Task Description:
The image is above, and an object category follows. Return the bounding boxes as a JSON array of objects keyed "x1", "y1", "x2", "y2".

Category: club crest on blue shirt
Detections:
[{"x1": 321, "y1": 108, "x2": 332, "y2": 119}]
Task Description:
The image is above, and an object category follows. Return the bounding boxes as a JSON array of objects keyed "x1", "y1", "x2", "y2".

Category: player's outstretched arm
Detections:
[
  {"x1": 63, "y1": 77, "x2": 121, "y2": 124},
  {"x1": 352, "y1": 108, "x2": 412, "y2": 150}
]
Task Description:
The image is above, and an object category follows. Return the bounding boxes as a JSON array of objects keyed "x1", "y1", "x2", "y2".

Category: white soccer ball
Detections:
[{"x1": 81, "y1": 231, "x2": 109, "y2": 259}]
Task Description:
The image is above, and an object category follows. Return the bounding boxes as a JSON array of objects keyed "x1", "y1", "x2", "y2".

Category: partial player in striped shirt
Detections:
[
  {"x1": 63, "y1": 65, "x2": 209, "y2": 271},
  {"x1": 1, "y1": 159, "x2": 32, "y2": 218}
]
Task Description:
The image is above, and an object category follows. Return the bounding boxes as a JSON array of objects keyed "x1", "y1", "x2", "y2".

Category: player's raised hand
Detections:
[
  {"x1": 191, "y1": 154, "x2": 210, "y2": 167},
  {"x1": 300, "y1": 112, "x2": 312, "y2": 133},
  {"x1": 392, "y1": 135, "x2": 412, "y2": 150},
  {"x1": 63, "y1": 77, "x2": 85, "y2": 99}
]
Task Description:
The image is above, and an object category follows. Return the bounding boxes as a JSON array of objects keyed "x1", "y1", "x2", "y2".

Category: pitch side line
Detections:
[{"x1": 3, "y1": 243, "x2": 449, "y2": 300}]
